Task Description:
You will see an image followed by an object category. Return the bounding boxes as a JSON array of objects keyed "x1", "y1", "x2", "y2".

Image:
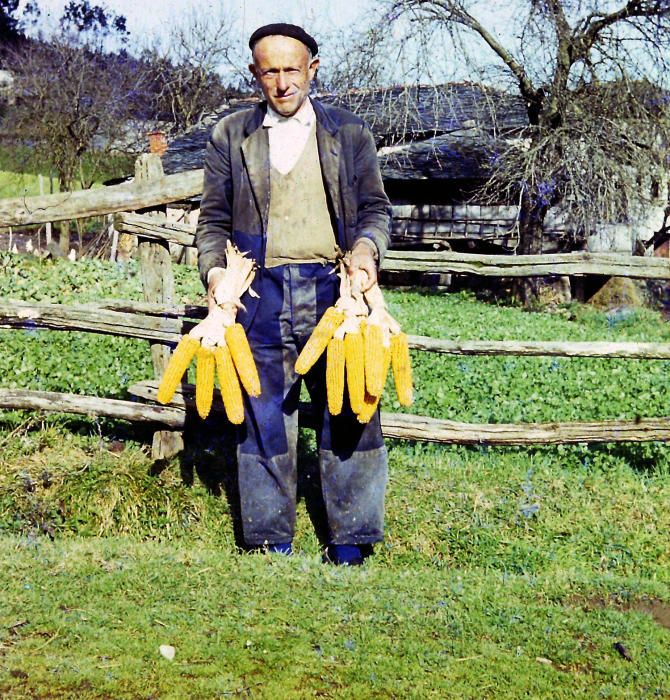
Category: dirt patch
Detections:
[{"x1": 566, "y1": 594, "x2": 670, "y2": 630}]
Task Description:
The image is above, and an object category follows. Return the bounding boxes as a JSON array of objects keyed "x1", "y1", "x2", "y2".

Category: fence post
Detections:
[
  {"x1": 38, "y1": 174, "x2": 52, "y2": 246},
  {"x1": 134, "y1": 153, "x2": 184, "y2": 461}
]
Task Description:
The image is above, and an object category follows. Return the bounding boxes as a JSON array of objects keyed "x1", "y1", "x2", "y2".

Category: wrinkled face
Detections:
[{"x1": 249, "y1": 35, "x2": 319, "y2": 117}]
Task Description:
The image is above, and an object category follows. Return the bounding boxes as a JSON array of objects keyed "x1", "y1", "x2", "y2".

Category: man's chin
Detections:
[{"x1": 271, "y1": 97, "x2": 304, "y2": 117}]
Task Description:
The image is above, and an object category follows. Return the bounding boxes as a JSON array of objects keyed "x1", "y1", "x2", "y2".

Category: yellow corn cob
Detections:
[
  {"x1": 195, "y1": 346, "x2": 216, "y2": 419},
  {"x1": 364, "y1": 323, "x2": 386, "y2": 396},
  {"x1": 156, "y1": 335, "x2": 200, "y2": 405},
  {"x1": 214, "y1": 345, "x2": 245, "y2": 425},
  {"x1": 326, "y1": 337, "x2": 346, "y2": 416},
  {"x1": 358, "y1": 345, "x2": 391, "y2": 423},
  {"x1": 295, "y1": 306, "x2": 345, "y2": 375},
  {"x1": 357, "y1": 391, "x2": 381, "y2": 424},
  {"x1": 391, "y1": 332, "x2": 413, "y2": 407},
  {"x1": 225, "y1": 323, "x2": 261, "y2": 397},
  {"x1": 344, "y1": 330, "x2": 365, "y2": 415}
]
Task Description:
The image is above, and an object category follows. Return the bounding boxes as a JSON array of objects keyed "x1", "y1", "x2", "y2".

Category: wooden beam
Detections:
[
  {"x1": 129, "y1": 381, "x2": 670, "y2": 445},
  {"x1": 114, "y1": 211, "x2": 195, "y2": 247},
  {"x1": 0, "y1": 300, "x2": 189, "y2": 342},
  {"x1": 0, "y1": 389, "x2": 184, "y2": 427},
  {"x1": 0, "y1": 170, "x2": 204, "y2": 227},
  {"x1": 377, "y1": 412, "x2": 670, "y2": 445},
  {"x1": 84, "y1": 211, "x2": 670, "y2": 281},
  {"x1": 6, "y1": 301, "x2": 670, "y2": 359},
  {"x1": 94, "y1": 299, "x2": 207, "y2": 318},
  {"x1": 381, "y1": 250, "x2": 670, "y2": 279},
  {"x1": 406, "y1": 336, "x2": 670, "y2": 359}
]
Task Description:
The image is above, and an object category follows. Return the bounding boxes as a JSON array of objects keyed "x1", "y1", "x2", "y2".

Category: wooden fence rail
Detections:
[
  {"x1": 5, "y1": 385, "x2": 669, "y2": 447},
  {"x1": 0, "y1": 170, "x2": 204, "y2": 227},
  {"x1": 3, "y1": 182, "x2": 669, "y2": 280},
  {"x1": 112, "y1": 213, "x2": 670, "y2": 280},
  {"x1": 0, "y1": 388, "x2": 184, "y2": 427},
  {"x1": 5, "y1": 299, "x2": 670, "y2": 360}
]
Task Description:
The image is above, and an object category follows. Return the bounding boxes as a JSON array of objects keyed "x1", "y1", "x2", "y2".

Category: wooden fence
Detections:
[{"x1": 2, "y1": 155, "x2": 670, "y2": 459}]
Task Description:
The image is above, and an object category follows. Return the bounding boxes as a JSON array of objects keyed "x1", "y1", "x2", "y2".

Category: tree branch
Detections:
[
  {"x1": 404, "y1": 0, "x2": 538, "y2": 99},
  {"x1": 577, "y1": 1, "x2": 670, "y2": 55}
]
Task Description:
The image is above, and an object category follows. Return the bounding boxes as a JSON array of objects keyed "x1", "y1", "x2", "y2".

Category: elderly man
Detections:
[{"x1": 195, "y1": 23, "x2": 391, "y2": 565}]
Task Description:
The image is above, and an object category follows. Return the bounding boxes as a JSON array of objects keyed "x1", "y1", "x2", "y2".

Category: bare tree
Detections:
[
  {"x1": 7, "y1": 36, "x2": 143, "y2": 192},
  {"x1": 141, "y1": 8, "x2": 241, "y2": 132},
  {"x1": 383, "y1": 1, "x2": 670, "y2": 302},
  {"x1": 5, "y1": 4, "x2": 146, "y2": 252},
  {"x1": 6, "y1": 1, "x2": 142, "y2": 193}
]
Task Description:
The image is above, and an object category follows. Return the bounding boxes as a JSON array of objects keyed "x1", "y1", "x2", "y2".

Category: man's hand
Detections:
[
  {"x1": 206, "y1": 267, "x2": 227, "y2": 312},
  {"x1": 348, "y1": 240, "x2": 378, "y2": 292},
  {"x1": 189, "y1": 306, "x2": 229, "y2": 348}
]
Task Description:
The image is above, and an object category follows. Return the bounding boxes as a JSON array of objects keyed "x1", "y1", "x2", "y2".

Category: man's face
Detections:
[{"x1": 249, "y1": 35, "x2": 319, "y2": 117}]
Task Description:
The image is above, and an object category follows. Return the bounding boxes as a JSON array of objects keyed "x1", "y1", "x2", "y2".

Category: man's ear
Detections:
[
  {"x1": 248, "y1": 63, "x2": 259, "y2": 81},
  {"x1": 308, "y1": 57, "x2": 320, "y2": 80}
]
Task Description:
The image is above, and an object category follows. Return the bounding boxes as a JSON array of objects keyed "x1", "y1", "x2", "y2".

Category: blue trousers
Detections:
[{"x1": 237, "y1": 263, "x2": 388, "y2": 546}]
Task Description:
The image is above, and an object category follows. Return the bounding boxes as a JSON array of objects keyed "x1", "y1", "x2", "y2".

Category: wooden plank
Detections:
[
  {"x1": 130, "y1": 381, "x2": 670, "y2": 445},
  {"x1": 129, "y1": 381, "x2": 230, "y2": 419},
  {"x1": 94, "y1": 299, "x2": 206, "y2": 318},
  {"x1": 381, "y1": 250, "x2": 670, "y2": 279},
  {"x1": 406, "y1": 336, "x2": 670, "y2": 359},
  {"x1": 7, "y1": 301, "x2": 670, "y2": 359},
  {"x1": 114, "y1": 211, "x2": 195, "y2": 247},
  {"x1": 377, "y1": 412, "x2": 670, "y2": 445},
  {"x1": 0, "y1": 169, "x2": 204, "y2": 227},
  {"x1": 0, "y1": 300, "x2": 190, "y2": 342},
  {"x1": 109, "y1": 215, "x2": 670, "y2": 281},
  {"x1": 0, "y1": 389, "x2": 184, "y2": 427}
]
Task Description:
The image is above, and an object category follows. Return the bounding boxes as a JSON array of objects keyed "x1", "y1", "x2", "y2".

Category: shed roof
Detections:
[{"x1": 160, "y1": 83, "x2": 528, "y2": 181}]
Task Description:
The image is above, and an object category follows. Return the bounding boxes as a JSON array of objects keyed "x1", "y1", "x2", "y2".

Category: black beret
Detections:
[{"x1": 249, "y1": 23, "x2": 318, "y2": 56}]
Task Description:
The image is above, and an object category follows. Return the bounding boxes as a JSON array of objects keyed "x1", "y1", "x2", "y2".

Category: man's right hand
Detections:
[{"x1": 206, "y1": 266, "x2": 227, "y2": 311}]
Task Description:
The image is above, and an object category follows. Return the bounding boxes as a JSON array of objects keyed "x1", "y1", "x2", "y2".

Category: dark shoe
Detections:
[
  {"x1": 267, "y1": 542, "x2": 293, "y2": 555},
  {"x1": 324, "y1": 544, "x2": 365, "y2": 566}
]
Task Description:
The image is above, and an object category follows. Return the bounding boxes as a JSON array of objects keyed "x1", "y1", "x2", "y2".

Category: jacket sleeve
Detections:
[
  {"x1": 195, "y1": 121, "x2": 234, "y2": 287},
  {"x1": 352, "y1": 124, "x2": 392, "y2": 264}
]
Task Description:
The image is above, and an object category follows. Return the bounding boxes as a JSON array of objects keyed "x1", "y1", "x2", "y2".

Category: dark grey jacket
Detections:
[{"x1": 195, "y1": 98, "x2": 391, "y2": 328}]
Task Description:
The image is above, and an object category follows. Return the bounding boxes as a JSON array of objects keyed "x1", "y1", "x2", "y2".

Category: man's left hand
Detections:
[{"x1": 348, "y1": 241, "x2": 378, "y2": 292}]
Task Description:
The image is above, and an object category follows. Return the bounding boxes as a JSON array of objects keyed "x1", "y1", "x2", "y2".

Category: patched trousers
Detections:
[{"x1": 237, "y1": 263, "x2": 388, "y2": 546}]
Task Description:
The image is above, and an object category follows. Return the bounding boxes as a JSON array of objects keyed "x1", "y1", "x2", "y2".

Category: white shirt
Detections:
[{"x1": 263, "y1": 98, "x2": 315, "y2": 175}]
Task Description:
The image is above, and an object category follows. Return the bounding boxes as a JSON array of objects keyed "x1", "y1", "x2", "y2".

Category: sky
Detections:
[
  {"x1": 16, "y1": 0, "x2": 521, "y2": 86},
  {"x1": 18, "y1": 0, "x2": 372, "y2": 45}
]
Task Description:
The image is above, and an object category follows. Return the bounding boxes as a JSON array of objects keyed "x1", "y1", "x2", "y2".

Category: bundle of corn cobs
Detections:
[
  {"x1": 156, "y1": 242, "x2": 261, "y2": 423},
  {"x1": 295, "y1": 264, "x2": 413, "y2": 423}
]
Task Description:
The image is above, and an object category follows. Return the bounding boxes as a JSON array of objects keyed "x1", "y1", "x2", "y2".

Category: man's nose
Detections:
[{"x1": 276, "y1": 72, "x2": 289, "y2": 92}]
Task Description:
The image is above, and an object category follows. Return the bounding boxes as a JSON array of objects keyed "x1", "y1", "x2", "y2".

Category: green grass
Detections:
[
  {"x1": 0, "y1": 144, "x2": 135, "y2": 198},
  {"x1": 1, "y1": 434, "x2": 668, "y2": 698},
  {"x1": 0, "y1": 170, "x2": 51, "y2": 199},
  {"x1": 0, "y1": 254, "x2": 669, "y2": 697}
]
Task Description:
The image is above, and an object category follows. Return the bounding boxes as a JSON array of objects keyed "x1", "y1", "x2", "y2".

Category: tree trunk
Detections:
[{"x1": 516, "y1": 191, "x2": 547, "y2": 307}]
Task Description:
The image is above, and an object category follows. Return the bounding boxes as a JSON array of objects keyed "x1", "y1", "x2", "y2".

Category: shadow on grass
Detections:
[{"x1": 164, "y1": 413, "x2": 330, "y2": 550}]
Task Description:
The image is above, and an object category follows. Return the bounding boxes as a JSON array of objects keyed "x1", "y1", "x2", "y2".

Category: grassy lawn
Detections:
[
  {"x1": 0, "y1": 170, "x2": 50, "y2": 199},
  {"x1": 0, "y1": 254, "x2": 668, "y2": 698},
  {"x1": 0, "y1": 145, "x2": 135, "y2": 199}
]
